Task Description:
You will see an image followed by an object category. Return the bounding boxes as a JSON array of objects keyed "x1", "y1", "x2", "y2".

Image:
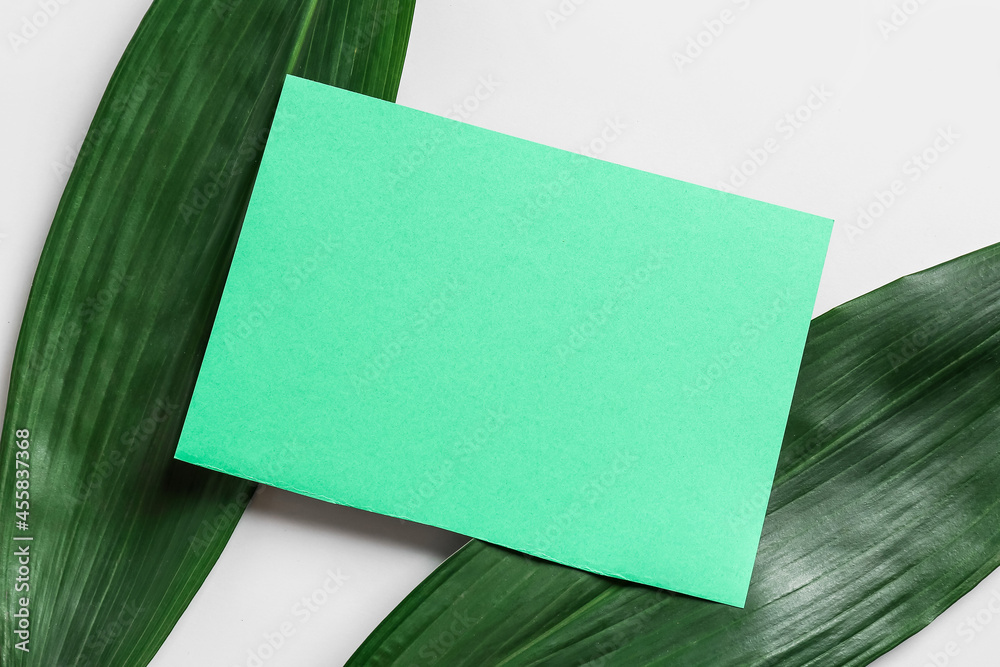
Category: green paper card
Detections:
[{"x1": 175, "y1": 74, "x2": 832, "y2": 607}]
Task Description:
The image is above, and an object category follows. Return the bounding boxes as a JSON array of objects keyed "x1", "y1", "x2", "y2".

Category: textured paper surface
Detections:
[{"x1": 175, "y1": 74, "x2": 832, "y2": 607}]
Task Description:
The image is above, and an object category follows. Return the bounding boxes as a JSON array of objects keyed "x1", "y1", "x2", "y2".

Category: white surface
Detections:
[{"x1": 2, "y1": 1, "x2": 999, "y2": 665}]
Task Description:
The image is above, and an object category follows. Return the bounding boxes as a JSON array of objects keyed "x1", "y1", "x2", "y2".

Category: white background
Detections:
[{"x1": 2, "y1": 1, "x2": 999, "y2": 665}]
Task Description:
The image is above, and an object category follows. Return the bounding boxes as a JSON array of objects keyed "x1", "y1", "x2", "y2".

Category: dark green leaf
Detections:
[
  {"x1": 0, "y1": 1, "x2": 415, "y2": 665},
  {"x1": 349, "y1": 243, "x2": 1000, "y2": 666}
]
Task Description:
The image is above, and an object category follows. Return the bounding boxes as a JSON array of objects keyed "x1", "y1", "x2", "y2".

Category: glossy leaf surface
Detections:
[
  {"x1": 0, "y1": 1, "x2": 415, "y2": 664},
  {"x1": 350, "y1": 244, "x2": 1000, "y2": 666}
]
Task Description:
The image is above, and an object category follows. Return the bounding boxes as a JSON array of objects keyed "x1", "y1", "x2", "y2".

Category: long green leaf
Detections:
[
  {"x1": 0, "y1": 1, "x2": 415, "y2": 664},
  {"x1": 348, "y1": 243, "x2": 1000, "y2": 666}
]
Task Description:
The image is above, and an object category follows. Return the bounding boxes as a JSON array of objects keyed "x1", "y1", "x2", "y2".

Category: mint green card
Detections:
[{"x1": 175, "y1": 75, "x2": 832, "y2": 607}]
